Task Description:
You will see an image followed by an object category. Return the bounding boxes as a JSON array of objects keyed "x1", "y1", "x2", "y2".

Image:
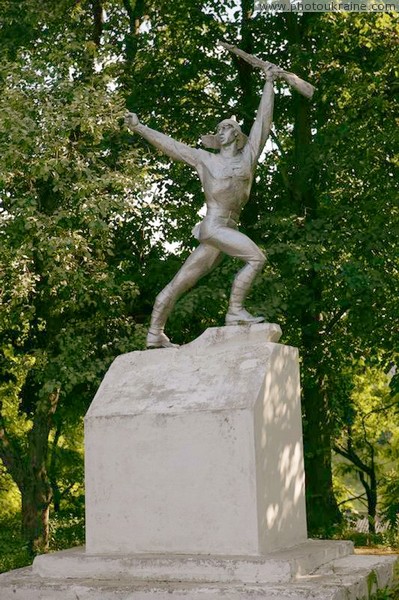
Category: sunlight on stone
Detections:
[
  {"x1": 280, "y1": 442, "x2": 303, "y2": 496},
  {"x1": 266, "y1": 503, "x2": 280, "y2": 528}
]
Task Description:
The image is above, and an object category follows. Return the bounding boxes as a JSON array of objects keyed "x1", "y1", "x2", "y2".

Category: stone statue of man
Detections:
[{"x1": 125, "y1": 65, "x2": 281, "y2": 348}]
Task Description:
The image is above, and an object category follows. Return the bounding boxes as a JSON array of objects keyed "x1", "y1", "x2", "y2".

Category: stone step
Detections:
[
  {"x1": 32, "y1": 540, "x2": 353, "y2": 585},
  {"x1": 0, "y1": 553, "x2": 397, "y2": 600}
]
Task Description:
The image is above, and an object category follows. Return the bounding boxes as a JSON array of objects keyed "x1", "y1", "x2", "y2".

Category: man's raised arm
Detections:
[
  {"x1": 244, "y1": 73, "x2": 276, "y2": 166},
  {"x1": 125, "y1": 113, "x2": 203, "y2": 168}
]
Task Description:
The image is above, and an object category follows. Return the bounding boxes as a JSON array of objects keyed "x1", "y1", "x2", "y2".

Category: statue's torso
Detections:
[{"x1": 197, "y1": 153, "x2": 254, "y2": 215}]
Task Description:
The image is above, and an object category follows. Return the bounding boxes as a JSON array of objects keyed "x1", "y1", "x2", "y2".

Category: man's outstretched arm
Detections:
[
  {"x1": 125, "y1": 113, "x2": 204, "y2": 168},
  {"x1": 244, "y1": 71, "x2": 277, "y2": 166}
]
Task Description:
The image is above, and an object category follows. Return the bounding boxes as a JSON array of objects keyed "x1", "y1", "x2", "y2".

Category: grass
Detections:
[{"x1": 368, "y1": 579, "x2": 399, "y2": 599}]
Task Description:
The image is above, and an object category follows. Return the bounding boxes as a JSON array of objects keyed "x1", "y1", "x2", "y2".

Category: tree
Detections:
[
  {"x1": 333, "y1": 365, "x2": 399, "y2": 534},
  {"x1": 0, "y1": 2, "x2": 146, "y2": 552}
]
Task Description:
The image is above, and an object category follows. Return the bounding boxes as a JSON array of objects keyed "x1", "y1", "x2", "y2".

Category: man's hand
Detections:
[
  {"x1": 263, "y1": 64, "x2": 283, "y2": 81},
  {"x1": 125, "y1": 112, "x2": 140, "y2": 131}
]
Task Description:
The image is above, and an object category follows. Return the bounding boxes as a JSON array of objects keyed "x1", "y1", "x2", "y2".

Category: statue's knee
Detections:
[{"x1": 251, "y1": 252, "x2": 266, "y2": 273}]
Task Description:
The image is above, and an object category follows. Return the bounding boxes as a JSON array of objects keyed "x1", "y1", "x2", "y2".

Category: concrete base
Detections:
[
  {"x1": 0, "y1": 542, "x2": 397, "y2": 600},
  {"x1": 85, "y1": 324, "x2": 307, "y2": 556}
]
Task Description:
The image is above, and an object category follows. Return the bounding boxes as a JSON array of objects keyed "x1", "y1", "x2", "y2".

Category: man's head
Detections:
[{"x1": 201, "y1": 118, "x2": 248, "y2": 150}]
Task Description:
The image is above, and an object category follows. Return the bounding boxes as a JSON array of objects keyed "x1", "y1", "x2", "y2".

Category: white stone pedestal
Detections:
[
  {"x1": 84, "y1": 323, "x2": 307, "y2": 556},
  {"x1": 0, "y1": 324, "x2": 397, "y2": 600}
]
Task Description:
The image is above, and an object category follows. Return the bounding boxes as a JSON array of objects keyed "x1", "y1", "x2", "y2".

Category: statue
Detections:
[{"x1": 125, "y1": 45, "x2": 315, "y2": 348}]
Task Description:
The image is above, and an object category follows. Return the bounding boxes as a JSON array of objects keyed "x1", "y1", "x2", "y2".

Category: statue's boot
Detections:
[
  {"x1": 225, "y1": 262, "x2": 264, "y2": 326},
  {"x1": 147, "y1": 331, "x2": 179, "y2": 349},
  {"x1": 146, "y1": 289, "x2": 179, "y2": 348},
  {"x1": 225, "y1": 308, "x2": 264, "y2": 326}
]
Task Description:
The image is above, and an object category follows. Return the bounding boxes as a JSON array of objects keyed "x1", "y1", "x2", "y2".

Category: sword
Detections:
[{"x1": 220, "y1": 42, "x2": 315, "y2": 100}]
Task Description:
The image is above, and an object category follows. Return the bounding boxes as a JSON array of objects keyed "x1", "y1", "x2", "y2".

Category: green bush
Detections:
[
  {"x1": 0, "y1": 514, "x2": 31, "y2": 574},
  {"x1": 0, "y1": 504, "x2": 85, "y2": 574},
  {"x1": 49, "y1": 508, "x2": 85, "y2": 552}
]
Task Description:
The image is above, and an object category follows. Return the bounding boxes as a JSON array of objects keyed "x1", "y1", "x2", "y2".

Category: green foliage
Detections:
[
  {"x1": 48, "y1": 509, "x2": 85, "y2": 552},
  {"x1": 333, "y1": 366, "x2": 399, "y2": 532},
  {"x1": 0, "y1": 465, "x2": 20, "y2": 520},
  {"x1": 369, "y1": 589, "x2": 399, "y2": 600},
  {"x1": 0, "y1": 0, "x2": 148, "y2": 554},
  {"x1": 367, "y1": 570, "x2": 379, "y2": 598},
  {"x1": 0, "y1": 514, "x2": 31, "y2": 574},
  {"x1": 381, "y1": 475, "x2": 399, "y2": 533},
  {"x1": 342, "y1": 530, "x2": 385, "y2": 548},
  {"x1": 0, "y1": 506, "x2": 85, "y2": 574},
  {"x1": 367, "y1": 562, "x2": 399, "y2": 600}
]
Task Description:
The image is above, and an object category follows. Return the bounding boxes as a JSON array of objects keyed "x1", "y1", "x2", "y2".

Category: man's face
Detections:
[{"x1": 217, "y1": 122, "x2": 238, "y2": 147}]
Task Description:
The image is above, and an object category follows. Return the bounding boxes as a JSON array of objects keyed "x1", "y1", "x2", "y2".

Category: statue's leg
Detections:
[
  {"x1": 205, "y1": 227, "x2": 265, "y2": 325},
  {"x1": 147, "y1": 244, "x2": 221, "y2": 348}
]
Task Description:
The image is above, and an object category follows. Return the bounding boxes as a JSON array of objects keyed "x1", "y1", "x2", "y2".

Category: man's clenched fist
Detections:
[{"x1": 125, "y1": 112, "x2": 140, "y2": 130}]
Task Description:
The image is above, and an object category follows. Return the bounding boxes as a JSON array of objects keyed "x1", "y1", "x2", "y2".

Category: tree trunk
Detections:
[
  {"x1": 359, "y1": 470, "x2": 377, "y2": 535},
  {"x1": 48, "y1": 423, "x2": 62, "y2": 513},
  {"x1": 302, "y1": 364, "x2": 342, "y2": 533},
  {"x1": 21, "y1": 478, "x2": 52, "y2": 555},
  {"x1": 299, "y1": 268, "x2": 342, "y2": 533},
  {"x1": 22, "y1": 389, "x2": 59, "y2": 555},
  {"x1": 367, "y1": 445, "x2": 377, "y2": 534},
  {"x1": 1, "y1": 419, "x2": 54, "y2": 555},
  {"x1": 368, "y1": 465, "x2": 377, "y2": 535},
  {"x1": 285, "y1": 13, "x2": 342, "y2": 534},
  {"x1": 334, "y1": 434, "x2": 378, "y2": 535}
]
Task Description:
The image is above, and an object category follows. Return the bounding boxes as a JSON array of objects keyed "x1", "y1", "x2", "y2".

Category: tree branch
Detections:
[
  {"x1": 122, "y1": 0, "x2": 146, "y2": 59},
  {"x1": 270, "y1": 129, "x2": 293, "y2": 194},
  {"x1": 337, "y1": 492, "x2": 367, "y2": 507},
  {"x1": 323, "y1": 305, "x2": 350, "y2": 335},
  {"x1": 333, "y1": 443, "x2": 372, "y2": 477},
  {"x1": 91, "y1": 0, "x2": 104, "y2": 47},
  {"x1": 363, "y1": 399, "x2": 399, "y2": 421}
]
